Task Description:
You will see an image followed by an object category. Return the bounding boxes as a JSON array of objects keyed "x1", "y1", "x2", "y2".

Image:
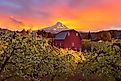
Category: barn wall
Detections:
[
  {"x1": 54, "y1": 40, "x2": 64, "y2": 48},
  {"x1": 63, "y1": 31, "x2": 81, "y2": 51}
]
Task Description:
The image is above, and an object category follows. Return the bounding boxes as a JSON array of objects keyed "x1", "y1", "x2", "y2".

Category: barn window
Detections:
[
  {"x1": 76, "y1": 33, "x2": 78, "y2": 36},
  {"x1": 60, "y1": 43, "x2": 61, "y2": 46},
  {"x1": 68, "y1": 32, "x2": 70, "y2": 36},
  {"x1": 75, "y1": 48, "x2": 77, "y2": 50},
  {"x1": 72, "y1": 42, "x2": 75, "y2": 46},
  {"x1": 55, "y1": 43, "x2": 57, "y2": 45}
]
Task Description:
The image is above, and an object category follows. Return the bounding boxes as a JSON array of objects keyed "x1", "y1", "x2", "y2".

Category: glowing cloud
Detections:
[{"x1": 0, "y1": 0, "x2": 121, "y2": 31}]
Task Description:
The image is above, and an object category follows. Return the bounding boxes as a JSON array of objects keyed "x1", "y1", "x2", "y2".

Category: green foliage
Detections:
[
  {"x1": 0, "y1": 32, "x2": 83, "y2": 81},
  {"x1": 1, "y1": 31, "x2": 121, "y2": 81},
  {"x1": 80, "y1": 41, "x2": 121, "y2": 81},
  {"x1": 97, "y1": 31, "x2": 112, "y2": 41},
  {"x1": 82, "y1": 41, "x2": 112, "y2": 52}
]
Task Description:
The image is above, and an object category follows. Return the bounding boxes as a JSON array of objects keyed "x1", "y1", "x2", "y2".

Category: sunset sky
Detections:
[{"x1": 0, "y1": 0, "x2": 121, "y2": 31}]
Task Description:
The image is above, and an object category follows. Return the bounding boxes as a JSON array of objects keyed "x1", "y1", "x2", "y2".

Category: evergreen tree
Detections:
[
  {"x1": 21, "y1": 29, "x2": 26, "y2": 34},
  {"x1": 87, "y1": 31, "x2": 92, "y2": 40}
]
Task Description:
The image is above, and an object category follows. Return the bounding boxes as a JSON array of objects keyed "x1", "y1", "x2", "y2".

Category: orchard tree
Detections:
[
  {"x1": 79, "y1": 41, "x2": 121, "y2": 81},
  {"x1": 109, "y1": 30, "x2": 116, "y2": 39},
  {"x1": 97, "y1": 31, "x2": 112, "y2": 41},
  {"x1": 0, "y1": 32, "x2": 83, "y2": 81}
]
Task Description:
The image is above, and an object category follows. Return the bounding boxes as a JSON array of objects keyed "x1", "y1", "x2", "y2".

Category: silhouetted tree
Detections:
[
  {"x1": 21, "y1": 29, "x2": 26, "y2": 34},
  {"x1": 36, "y1": 30, "x2": 54, "y2": 38},
  {"x1": 87, "y1": 31, "x2": 92, "y2": 40},
  {"x1": 36, "y1": 30, "x2": 42, "y2": 35},
  {"x1": 26, "y1": 29, "x2": 32, "y2": 34}
]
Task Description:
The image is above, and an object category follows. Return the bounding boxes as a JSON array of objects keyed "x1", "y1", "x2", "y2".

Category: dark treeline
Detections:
[
  {"x1": 36, "y1": 30, "x2": 55, "y2": 38},
  {"x1": 0, "y1": 28, "x2": 121, "y2": 41},
  {"x1": 80, "y1": 30, "x2": 121, "y2": 41}
]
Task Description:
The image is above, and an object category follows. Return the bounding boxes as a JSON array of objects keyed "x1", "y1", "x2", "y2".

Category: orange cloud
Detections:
[{"x1": 0, "y1": 0, "x2": 121, "y2": 31}]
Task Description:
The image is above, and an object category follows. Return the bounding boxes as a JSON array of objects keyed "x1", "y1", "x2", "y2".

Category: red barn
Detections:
[{"x1": 53, "y1": 29, "x2": 82, "y2": 51}]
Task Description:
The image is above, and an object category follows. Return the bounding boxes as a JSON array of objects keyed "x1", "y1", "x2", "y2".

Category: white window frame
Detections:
[
  {"x1": 60, "y1": 43, "x2": 61, "y2": 46},
  {"x1": 55, "y1": 43, "x2": 57, "y2": 45},
  {"x1": 75, "y1": 48, "x2": 77, "y2": 50},
  {"x1": 68, "y1": 32, "x2": 70, "y2": 36},
  {"x1": 76, "y1": 33, "x2": 78, "y2": 36},
  {"x1": 72, "y1": 42, "x2": 75, "y2": 46}
]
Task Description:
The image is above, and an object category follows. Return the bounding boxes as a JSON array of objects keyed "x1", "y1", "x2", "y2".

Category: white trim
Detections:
[
  {"x1": 76, "y1": 33, "x2": 78, "y2": 36},
  {"x1": 72, "y1": 42, "x2": 75, "y2": 46},
  {"x1": 68, "y1": 32, "x2": 70, "y2": 36},
  {"x1": 60, "y1": 43, "x2": 61, "y2": 46},
  {"x1": 55, "y1": 43, "x2": 57, "y2": 45}
]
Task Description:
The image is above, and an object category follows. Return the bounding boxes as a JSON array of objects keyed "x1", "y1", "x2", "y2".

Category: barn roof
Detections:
[
  {"x1": 54, "y1": 30, "x2": 69, "y2": 40},
  {"x1": 54, "y1": 29, "x2": 81, "y2": 40}
]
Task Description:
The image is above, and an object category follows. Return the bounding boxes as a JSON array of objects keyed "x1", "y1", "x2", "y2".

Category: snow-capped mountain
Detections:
[{"x1": 42, "y1": 22, "x2": 69, "y2": 34}]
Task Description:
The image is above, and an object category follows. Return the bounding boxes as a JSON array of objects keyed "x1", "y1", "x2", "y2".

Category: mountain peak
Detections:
[
  {"x1": 42, "y1": 22, "x2": 69, "y2": 34},
  {"x1": 55, "y1": 22, "x2": 63, "y2": 25},
  {"x1": 54, "y1": 22, "x2": 64, "y2": 27}
]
